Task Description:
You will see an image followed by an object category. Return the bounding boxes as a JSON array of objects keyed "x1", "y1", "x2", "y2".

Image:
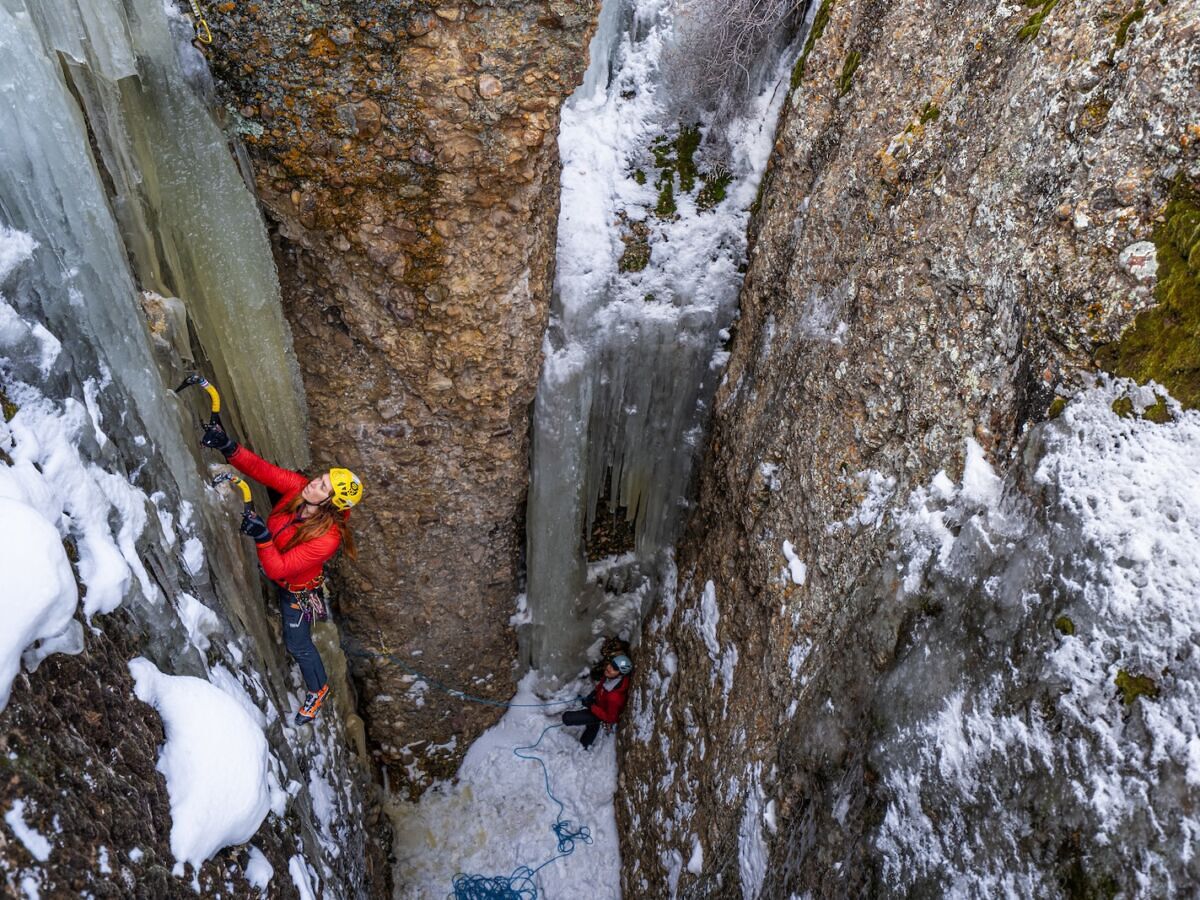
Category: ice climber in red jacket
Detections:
[
  {"x1": 202, "y1": 422, "x2": 363, "y2": 726},
  {"x1": 562, "y1": 654, "x2": 633, "y2": 748}
]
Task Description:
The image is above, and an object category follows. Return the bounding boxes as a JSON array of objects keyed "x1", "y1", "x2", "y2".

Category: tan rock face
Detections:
[
  {"x1": 619, "y1": 0, "x2": 1197, "y2": 894},
  {"x1": 206, "y1": 1, "x2": 597, "y2": 789}
]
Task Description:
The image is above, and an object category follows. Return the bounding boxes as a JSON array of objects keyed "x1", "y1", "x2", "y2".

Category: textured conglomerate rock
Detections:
[
  {"x1": 617, "y1": 0, "x2": 1198, "y2": 895},
  {"x1": 205, "y1": 1, "x2": 596, "y2": 788}
]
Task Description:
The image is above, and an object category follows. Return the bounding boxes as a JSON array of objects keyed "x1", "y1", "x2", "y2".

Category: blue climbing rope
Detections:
[
  {"x1": 448, "y1": 724, "x2": 593, "y2": 900},
  {"x1": 339, "y1": 637, "x2": 577, "y2": 709}
]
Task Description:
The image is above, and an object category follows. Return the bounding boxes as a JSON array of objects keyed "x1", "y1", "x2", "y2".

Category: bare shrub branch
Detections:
[{"x1": 664, "y1": 0, "x2": 807, "y2": 156}]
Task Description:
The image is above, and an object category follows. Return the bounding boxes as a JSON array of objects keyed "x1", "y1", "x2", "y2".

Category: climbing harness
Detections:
[
  {"x1": 187, "y1": 0, "x2": 213, "y2": 44},
  {"x1": 292, "y1": 582, "x2": 330, "y2": 624},
  {"x1": 339, "y1": 634, "x2": 578, "y2": 710},
  {"x1": 449, "y1": 723, "x2": 593, "y2": 900}
]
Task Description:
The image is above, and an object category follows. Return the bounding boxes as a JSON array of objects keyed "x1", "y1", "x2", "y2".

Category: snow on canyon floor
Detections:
[{"x1": 389, "y1": 673, "x2": 621, "y2": 900}]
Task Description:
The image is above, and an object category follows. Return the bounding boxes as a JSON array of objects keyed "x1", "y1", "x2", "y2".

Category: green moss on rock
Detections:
[
  {"x1": 1048, "y1": 396, "x2": 1068, "y2": 419},
  {"x1": 655, "y1": 177, "x2": 676, "y2": 218},
  {"x1": 1018, "y1": 0, "x2": 1061, "y2": 41},
  {"x1": 837, "y1": 51, "x2": 861, "y2": 97},
  {"x1": 791, "y1": 0, "x2": 836, "y2": 89},
  {"x1": 1115, "y1": 0, "x2": 1146, "y2": 48},
  {"x1": 676, "y1": 125, "x2": 701, "y2": 193},
  {"x1": 1143, "y1": 394, "x2": 1174, "y2": 423},
  {"x1": 1115, "y1": 669, "x2": 1159, "y2": 705},
  {"x1": 697, "y1": 168, "x2": 733, "y2": 210},
  {"x1": 618, "y1": 220, "x2": 652, "y2": 273},
  {"x1": 1111, "y1": 395, "x2": 1135, "y2": 418},
  {"x1": 1095, "y1": 180, "x2": 1200, "y2": 408},
  {"x1": 920, "y1": 102, "x2": 941, "y2": 124},
  {"x1": 651, "y1": 136, "x2": 673, "y2": 170},
  {"x1": 1078, "y1": 99, "x2": 1112, "y2": 133},
  {"x1": 1054, "y1": 615, "x2": 1075, "y2": 636},
  {"x1": 0, "y1": 384, "x2": 17, "y2": 422},
  {"x1": 633, "y1": 169, "x2": 647, "y2": 186}
]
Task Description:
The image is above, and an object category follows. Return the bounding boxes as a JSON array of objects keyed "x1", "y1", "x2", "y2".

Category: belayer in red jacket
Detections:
[
  {"x1": 201, "y1": 422, "x2": 363, "y2": 726},
  {"x1": 562, "y1": 653, "x2": 633, "y2": 748}
]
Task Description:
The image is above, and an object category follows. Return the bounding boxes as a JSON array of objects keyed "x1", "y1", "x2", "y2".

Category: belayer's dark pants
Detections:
[
  {"x1": 278, "y1": 589, "x2": 327, "y2": 692},
  {"x1": 562, "y1": 709, "x2": 602, "y2": 748}
]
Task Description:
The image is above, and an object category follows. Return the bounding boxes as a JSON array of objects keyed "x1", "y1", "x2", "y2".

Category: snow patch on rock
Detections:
[
  {"x1": 0, "y1": 497, "x2": 80, "y2": 709},
  {"x1": 4, "y1": 799, "x2": 52, "y2": 862},
  {"x1": 127, "y1": 657, "x2": 271, "y2": 870}
]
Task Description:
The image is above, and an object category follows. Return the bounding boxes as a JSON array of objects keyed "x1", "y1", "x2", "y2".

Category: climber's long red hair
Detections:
[{"x1": 280, "y1": 492, "x2": 357, "y2": 560}]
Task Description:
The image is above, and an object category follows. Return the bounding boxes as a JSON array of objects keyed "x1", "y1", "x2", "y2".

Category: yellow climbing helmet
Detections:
[{"x1": 328, "y1": 468, "x2": 363, "y2": 510}]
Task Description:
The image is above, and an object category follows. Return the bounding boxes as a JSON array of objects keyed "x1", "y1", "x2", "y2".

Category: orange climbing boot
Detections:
[{"x1": 295, "y1": 684, "x2": 329, "y2": 726}]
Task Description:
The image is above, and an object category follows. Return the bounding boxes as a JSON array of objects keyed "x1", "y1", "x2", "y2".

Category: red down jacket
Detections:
[
  {"x1": 229, "y1": 446, "x2": 346, "y2": 590},
  {"x1": 588, "y1": 675, "x2": 630, "y2": 725}
]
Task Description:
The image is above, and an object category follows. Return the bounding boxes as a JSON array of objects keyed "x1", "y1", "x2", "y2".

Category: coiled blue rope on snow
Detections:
[
  {"x1": 339, "y1": 636, "x2": 593, "y2": 898},
  {"x1": 448, "y1": 724, "x2": 593, "y2": 900}
]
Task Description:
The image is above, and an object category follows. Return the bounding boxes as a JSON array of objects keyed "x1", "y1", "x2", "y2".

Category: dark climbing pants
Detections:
[
  {"x1": 562, "y1": 709, "x2": 602, "y2": 748},
  {"x1": 279, "y1": 589, "x2": 327, "y2": 692}
]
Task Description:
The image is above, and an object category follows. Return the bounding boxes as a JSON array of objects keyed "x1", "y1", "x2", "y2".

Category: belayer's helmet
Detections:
[
  {"x1": 329, "y1": 468, "x2": 364, "y2": 510},
  {"x1": 611, "y1": 654, "x2": 633, "y2": 675}
]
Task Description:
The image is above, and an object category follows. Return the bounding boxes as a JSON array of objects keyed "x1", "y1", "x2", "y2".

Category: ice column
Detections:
[
  {"x1": 12, "y1": 0, "x2": 308, "y2": 468},
  {"x1": 0, "y1": 0, "x2": 304, "y2": 625},
  {"x1": 525, "y1": 0, "x2": 797, "y2": 674}
]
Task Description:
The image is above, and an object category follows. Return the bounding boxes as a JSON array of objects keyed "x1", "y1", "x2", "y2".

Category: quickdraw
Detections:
[{"x1": 187, "y1": 0, "x2": 213, "y2": 44}]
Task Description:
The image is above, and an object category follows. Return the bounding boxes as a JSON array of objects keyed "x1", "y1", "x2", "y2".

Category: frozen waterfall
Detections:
[
  {"x1": 525, "y1": 0, "x2": 798, "y2": 675},
  {"x1": 1, "y1": 0, "x2": 308, "y2": 470},
  {"x1": 0, "y1": 0, "x2": 308, "y2": 630}
]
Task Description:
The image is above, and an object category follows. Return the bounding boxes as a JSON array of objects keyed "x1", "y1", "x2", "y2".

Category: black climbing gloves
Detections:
[
  {"x1": 240, "y1": 511, "x2": 271, "y2": 544},
  {"x1": 201, "y1": 422, "x2": 238, "y2": 457}
]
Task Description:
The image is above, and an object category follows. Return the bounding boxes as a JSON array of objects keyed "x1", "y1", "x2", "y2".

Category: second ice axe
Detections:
[{"x1": 211, "y1": 472, "x2": 254, "y2": 515}]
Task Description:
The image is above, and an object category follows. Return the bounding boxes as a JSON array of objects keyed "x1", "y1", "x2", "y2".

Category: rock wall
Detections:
[
  {"x1": 618, "y1": 0, "x2": 1198, "y2": 895},
  {"x1": 206, "y1": 0, "x2": 597, "y2": 789}
]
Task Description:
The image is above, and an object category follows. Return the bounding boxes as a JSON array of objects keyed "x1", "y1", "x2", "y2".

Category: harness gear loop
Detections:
[
  {"x1": 291, "y1": 580, "x2": 329, "y2": 623},
  {"x1": 187, "y1": 0, "x2": 213, "y2": 44}
]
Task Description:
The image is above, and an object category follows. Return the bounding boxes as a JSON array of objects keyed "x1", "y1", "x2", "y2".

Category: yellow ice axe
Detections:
[
  {"x1": 174, "y1": 373, "x2": 223, "y2": 428},
  {"x1": 212, "y1": 472, "x2": 254, "y2": 515}
]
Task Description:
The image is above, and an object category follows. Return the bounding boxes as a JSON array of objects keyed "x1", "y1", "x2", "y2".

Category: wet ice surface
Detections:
[
  {"x1": 873, "y1": 380, "x2": 1200, "y2": 895},
  {"x1": 389, "y1": 673, "x2": 621, "y2": 899}
]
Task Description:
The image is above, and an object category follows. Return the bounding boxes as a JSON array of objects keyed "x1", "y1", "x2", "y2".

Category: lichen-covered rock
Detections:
[
  {"x1": 205, "y1": 2, "x2": 597, "y2": 788},
  {"x1": 618, "y1": 0, "x2": 1198, "y2": 894}
]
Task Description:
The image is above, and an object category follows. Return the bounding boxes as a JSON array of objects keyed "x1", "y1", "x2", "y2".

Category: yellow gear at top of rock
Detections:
[{"x1": 187, "y1": 0, "x2": 212, "y2": 44}]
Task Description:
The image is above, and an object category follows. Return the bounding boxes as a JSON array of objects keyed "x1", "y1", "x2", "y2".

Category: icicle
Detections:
[
  {"x1": 524, "y1": 0, "x2": 798, "y2": 676},
  {"x1": 0, "y1": 0, "x2": 305, "y2": 626}
]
